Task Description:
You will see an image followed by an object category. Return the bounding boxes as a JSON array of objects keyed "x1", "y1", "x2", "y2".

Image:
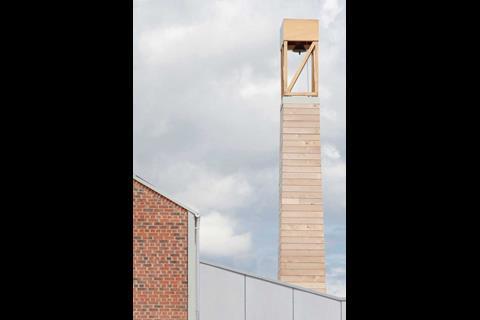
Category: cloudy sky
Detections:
[{"x1": 133, "y1": 0, "x2": 345, "y2": 296}]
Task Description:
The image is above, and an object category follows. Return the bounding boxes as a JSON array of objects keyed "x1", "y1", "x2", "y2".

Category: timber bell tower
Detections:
[{"x1": 278, "y1": 19, "x2": 326, "y2": 293}]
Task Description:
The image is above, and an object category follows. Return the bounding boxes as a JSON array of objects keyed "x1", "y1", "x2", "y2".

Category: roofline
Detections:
[
  {"x1": 200, "y1": 260, "x2": 346, "y2": 301},
  {"x1": 133, "y1": 174, "x2": 200, "y2": 218}
]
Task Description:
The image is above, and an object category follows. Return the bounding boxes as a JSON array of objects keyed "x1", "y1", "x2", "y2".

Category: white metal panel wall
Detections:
[
  {"x1": 199, "y1": 263, "x2": 344, "y2": 320},
  {"x1": 341, "y1": 301, "x2": 346, "y2": 320},
  {"x1": 294, "y1": 290, "x2": 342, "y2": 320},
  {"x1": 199, "y1": 264, "x2": 245, "y2": 320},
  {"x1": 246, "y1": 277, "x2": 293, "y2": 320}
]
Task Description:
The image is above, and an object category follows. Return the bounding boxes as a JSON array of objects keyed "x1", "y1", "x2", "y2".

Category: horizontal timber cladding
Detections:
[
  {"x1": 281, "y1": 223, "x2": 323, "y2": 231},
  {"x1": 281, "y1": 256, "x2": 324, "y2": 263},
  {"x1": 282, "y1": 159, "x2": 322, "y2": 166},
  {"x1": 282, "y1": 108, "x2": 319, "y2": 115},
  {"x1": 282, "y1": 185, "x2": 322, "y2": 192},
  {"x1": 279, "y1": 103, "x2": 325, "y2": 293},
  {"x1": 283, "y1": 153, "x2": 321, "y2": 159},
  {"x1": 281, "y1": 230, "x2": 325, "y2": 237},
  {"x1": 284, "y1": 165, "x2": 319, "y2": 172},
  {"x1": 283, "y1": 146, "x2": 321, "y2": 153},
  {"x1": 281, "y1": 269, "x2": 325, "y2": 277},
  {"x1": 282, "y1": 134, "x2": 320, "y2": 141},
  {"x1": 283, "y1": 147, "x2": 321, "y2": 154},
  {"x1": 281, "y1": 211, "x2": 323, "y2": 218},
  {"x1": 283, "y1": 115, "x2": 320, "y2": 121},
  {"x1": 280, "y1": 237, "x2": 324, "y2": 243},
  {"x1": 280, "y1": 224, "x2": 323, "y2": 231},
  {"x1": 279, "y1": 268, "x2": 325, "y2": 276},
  {"x1": 283, "y1": 140, "x2": 321, "y2": 147},
  {"x1": 281, "y1": 249, "x2": 325, "y2": 257},
  {"x1": 280, "y1": 275, "x2": 325, "y2": 282},
  {"x1": 282, "y1": 191, "x2": 323, "y2": 198},
  {"x1": 282, "y1": 172, "x2": 322, "y2": 179},
  {"x1": 283, "y1": 121, "x2": 320, "y2": 128},
  {"x1": 281, "y1": 204, "x2": 323, "y2": 211},
  {"x1": 280, "y1": 217, "x2": 323, "y2": 225},
  {"x1": 283, "y1": 127, "x2": 320, "y2": 134},
  {"x1": 280, "y1": 262, "x2": 325, "y2": 269},
  {"x1": 282, "y1": 179, "x2": 322, "y2": 186},
  {"x1": 281, "y1": 243, "x2": 324, "y2": 250},
  {"x1": 281, "y1": 198, "x2": 323, "y2": 205}
]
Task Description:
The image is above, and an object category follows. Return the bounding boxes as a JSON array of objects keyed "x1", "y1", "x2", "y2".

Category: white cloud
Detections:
[
  {"x1": 325, "y1": 161, "x2": 346, "y2": 180},
  {"x1": 321, "y1": 107, "x2": 338, "y2": 122},
  {"x1": 138, "y1": 25, "x2": 195, "y2": 63},
  {"x1": 322, "y1": 144, "x2": 346, "y2": 210},
  {"x1": 326, "y1": 253, "x2": 346, "y2": 297},
  {"x1": 327, "y1": 277, "x2": 346, "y2": 297},
  {"x1": 168, "y1": 163, "x2": 254, "y2": 212},
  {"x1": 321, "y1": 0, "x2": 343, "y2": 28},
  {"x1": 200, "y1": 211, "x2": 252, "y2": 257},
  {"x1": 323, "y1": 143, "x2": 341, "y2": 160}
]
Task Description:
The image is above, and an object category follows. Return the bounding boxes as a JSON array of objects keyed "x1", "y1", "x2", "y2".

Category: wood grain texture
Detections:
[
  {"x1": 282, "y1": 172, "x2": 322, "y2": 179},
  {"x1": 282, "y1": 134, "x2": 320, "y2": 141},
  {"x1": 283, "y1": 115, "x2": 319, "y2": 121},
  {"x1": 280, "y1": 211, "x2": 323, "y2": 218},
  {"x1": 281, "y1": 250, "x2": 324, "y2": 257},
  {"x1": 283, "y1": 127, "x2": 320, "y2": 134},
  {"x1": 283, "y1": 146, "x2": 321, "y2": 153},
  {"x1": 280, "y1": 230, "x2": 324, "y2": 237},
  {"x1": 282, "y1": 160, "x2": 322, "y2": 168},
  {"x1": 282, "y1": 179, "x2": 322, "y2": 186},
  {"x1": 281, "y1": 203, "x2": 323, "y2": 211},
  {"x1": 280, "y1": 224, "x2": 323, "y2": 231},
  {"x1": 282, "y1": 191, "x2": 323, "y2": 198},
  {"x1": 282, "y1": 185, "x2": 322, "y2": 192},
  {"x1": 282, "y1": 19, "x2": 319, "y2": 41},
  {"x1": 279, "y1": 101, "x2": 325, "y2": 293},
  {"x1": 280, "y1": 262, "x2": 324, "y2": 269},
  {"x1": 280, "y1": 237, "x2": 324, "y2": 244},
  {"x1": 282, "y1": 166, "x2": 321, "y2": 172},
  {"x1": 281, "y1": 198, "x2": 323, "y2": 205},
  {"x1": 280, "y1": 275, "x2": 325, "y2": 282},
  {"x1": 280, "y1": 256, "x2": 324, "y2": 263},
  {"x1": 283, "y1": 121, "x2": 320, "y2": 128},
  {"x1": 283, "y1": 108, "x2": 319, "y2": 115},
  {"x1": 281, "y1": 217, "x2": 323, "y2": 224},
  {"x1": 279, "y1": 268, "x2": 324, "y2": 276},
  {"x1": 283, "y1": 153, "x2": 321, "y2": 160},
  {"x1": 283, "y1": 140, "x2": 321, "y2": 147}
]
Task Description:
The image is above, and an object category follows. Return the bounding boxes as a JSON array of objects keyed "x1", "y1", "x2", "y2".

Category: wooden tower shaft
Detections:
[{"x1": 278, "y1": 19, "x2": 325, "y2": 293}]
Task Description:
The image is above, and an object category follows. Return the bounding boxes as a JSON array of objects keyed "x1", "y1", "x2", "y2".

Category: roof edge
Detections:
[
  {"x1": 200, "y1": 260, "x2": 346, "y2": 301},
  {"x1": 133, "y1": 174, "x2": 200, "y2": 218}
]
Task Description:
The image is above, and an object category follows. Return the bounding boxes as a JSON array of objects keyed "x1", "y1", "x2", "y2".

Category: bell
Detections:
[{"x1": 292, "y1": 42, "x2": 307, "y2": 55}]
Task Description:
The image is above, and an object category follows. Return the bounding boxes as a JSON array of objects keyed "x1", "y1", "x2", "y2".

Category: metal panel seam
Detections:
[
  {"x1": 292, "y1": 288, "x2": 295, "y2": 320},
  {"x1": 244, "y1": 275, "x2": 246, "y2": 320}
]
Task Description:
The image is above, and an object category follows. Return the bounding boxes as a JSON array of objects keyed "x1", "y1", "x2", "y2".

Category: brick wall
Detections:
[{"x1": 133, "y1": 179, "x2": 189, "y2": 320}]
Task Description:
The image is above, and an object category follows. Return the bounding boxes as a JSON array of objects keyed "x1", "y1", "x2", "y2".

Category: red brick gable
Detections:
[{"x1": 133, "y1": 179, "x2": 189, "y2": 320}]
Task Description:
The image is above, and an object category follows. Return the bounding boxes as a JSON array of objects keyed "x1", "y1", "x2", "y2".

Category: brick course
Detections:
[{"x1": 133, "y1": 179, "x2": 189, "y2": 320}]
